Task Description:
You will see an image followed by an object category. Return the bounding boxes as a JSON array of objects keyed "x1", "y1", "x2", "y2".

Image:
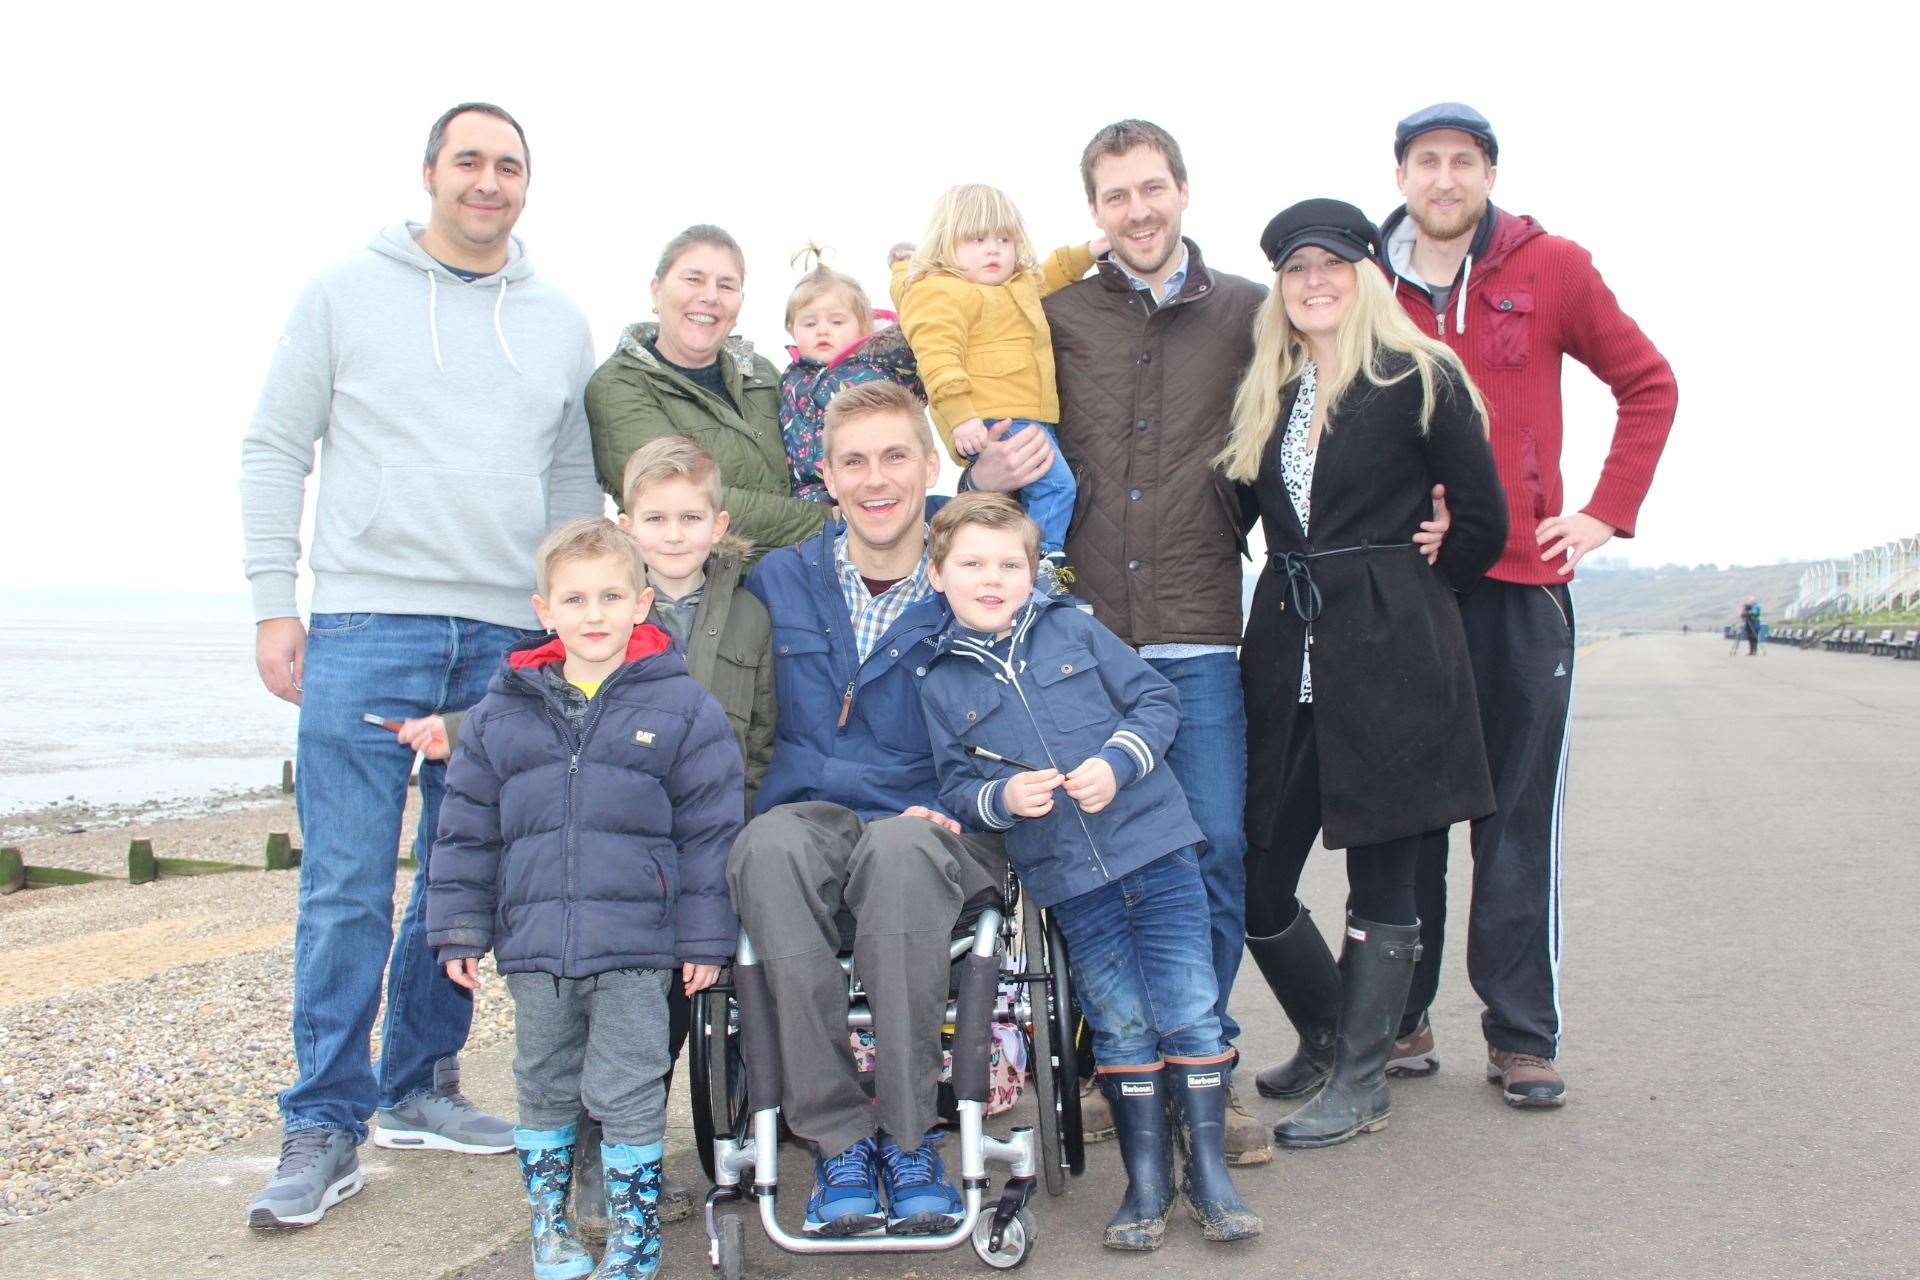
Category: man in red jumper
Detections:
[{"x1": 1378, "y1": 103, "x2": 1677, "y2": 1106}]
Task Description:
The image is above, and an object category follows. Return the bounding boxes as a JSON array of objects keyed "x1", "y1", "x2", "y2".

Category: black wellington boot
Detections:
[
  {"x1": 1099, "y1": 1070, "x2": 1178, "y2": 1251},
  {"x1": 569, "y1": 1115, "x2": 609, "y2": 1245},
  {"x1": 1273, "y1": 916, "x2": 1422, "y2": 1150},
  {"x1": 1165, "y1": 1062, "x2": 1262, "y2": 1243},
  {"x1": 1245, "y1": 902, "x2": 1342, "y2": 1100}
]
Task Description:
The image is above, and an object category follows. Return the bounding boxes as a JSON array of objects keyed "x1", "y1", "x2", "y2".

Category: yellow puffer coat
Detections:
[{"x1": 891, "y1": 244, "x2": 1095, "y2": 464}]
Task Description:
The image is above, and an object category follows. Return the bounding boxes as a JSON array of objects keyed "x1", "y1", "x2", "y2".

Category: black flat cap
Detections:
[
  {"x1": 1394, "y1": 102, "x2": 1498, "y2": 165},
  {"x1": 1259, "y1": 199, "x2": 1379, "y2": 271}
]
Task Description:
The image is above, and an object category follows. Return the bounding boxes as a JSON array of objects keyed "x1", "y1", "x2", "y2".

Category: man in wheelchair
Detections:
[{"x1": 730, "y1": 382, "x2": 1008, "y2": 1236}]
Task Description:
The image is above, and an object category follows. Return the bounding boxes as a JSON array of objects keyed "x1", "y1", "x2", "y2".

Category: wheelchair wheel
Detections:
[
  {"x1": 688, "y1": 984, "x2": 749, "y2": 1185},
  {"x1": 1045, "y1": 909, "x2": 1085, "y2": 1178},
  {"x1": 1022, "y1": 903, "x2": 1083, "y2": 1194}
]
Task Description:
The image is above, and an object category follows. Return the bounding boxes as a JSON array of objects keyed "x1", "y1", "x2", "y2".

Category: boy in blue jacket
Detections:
[
  {"x1": 919, "y1": 494, "x2": 1261, "y2": 1253},
  {"x1": 427, "y1": 517, "x2": 743, "y2": 1280}
]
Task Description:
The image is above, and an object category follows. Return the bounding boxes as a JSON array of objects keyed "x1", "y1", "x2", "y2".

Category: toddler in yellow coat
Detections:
[{"x1": 892, "y1": 183, "x2": 1106, "y2": 589}]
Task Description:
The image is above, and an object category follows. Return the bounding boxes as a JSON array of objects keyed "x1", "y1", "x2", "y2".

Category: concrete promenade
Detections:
[{"x1": 7, "y1": 634, "x2": 1915, "y2": 1278}]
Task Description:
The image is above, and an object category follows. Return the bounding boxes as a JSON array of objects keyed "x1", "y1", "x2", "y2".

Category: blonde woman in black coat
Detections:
[{"x1": 1223, "y1": 200, "x2": 1507, "y2": 1149}]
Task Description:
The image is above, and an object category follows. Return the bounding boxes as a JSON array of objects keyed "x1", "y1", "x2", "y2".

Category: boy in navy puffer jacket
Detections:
[
  {"x1": 918, "y1": 494, "x2": 1260, "y2": 1253},
  {"x1": 427, "y1": 517, "x2": 742, "y2": 1280}
]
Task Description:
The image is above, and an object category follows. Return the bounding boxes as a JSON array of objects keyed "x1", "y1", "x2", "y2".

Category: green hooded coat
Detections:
[{"x1": 585, "y1": 323, "x2": 827, "y2": 555}]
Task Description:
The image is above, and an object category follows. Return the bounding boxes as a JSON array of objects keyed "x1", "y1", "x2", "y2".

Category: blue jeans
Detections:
[
  {"x1": 1145, "y1": 652, "x2": 1248, "y2": 1045},
  {"x1": 999, "y1": 419, "x2": 1075, "y2": 556},
  {"x1": 1051, "y1": 849, "x2": 1224, "y2": 1066},
  {"x1": 281, "y1": 612, "x2": 534, "y2": 1139}
]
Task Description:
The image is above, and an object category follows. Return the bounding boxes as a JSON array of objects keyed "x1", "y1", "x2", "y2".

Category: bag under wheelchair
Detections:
[{"x1": 689, "y1": 876, "x2": 1085, "y2": 1274}]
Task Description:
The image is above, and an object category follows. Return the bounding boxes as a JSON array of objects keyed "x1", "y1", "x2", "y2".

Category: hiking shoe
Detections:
[
  {"x1": 1221, "y1": 1083, "x2": 1272, "y2": 1167},
  {"x1": 247, "y1": 1128, "x2": 363, "y2": 1230},
  {"x1": 1487, "y1": 1046, "x2": 1566, "y2": 1108},
  {"x1": 804, "y1": 1136, "x2": 884, "y2": 1236},
  {"x1": 1386, "y1": 1011, "x2": 1441, "y2": 1078},
  {"x1": 374, "y1": 1056, "x2": 514, "y2": 1153},
  {"x1": 877, "y1": 1131, "x2": 964, "y2": 1234}
]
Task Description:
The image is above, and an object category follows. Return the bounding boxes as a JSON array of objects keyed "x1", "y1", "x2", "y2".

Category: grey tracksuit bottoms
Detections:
[{"x1": 505, "y1": 967, "x2": 674, "y2": 1147}]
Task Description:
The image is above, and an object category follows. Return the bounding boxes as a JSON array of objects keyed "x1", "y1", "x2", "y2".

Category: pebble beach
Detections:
[{"x1": 0, "y1": 790, "x2": 517, "y2": 1224}]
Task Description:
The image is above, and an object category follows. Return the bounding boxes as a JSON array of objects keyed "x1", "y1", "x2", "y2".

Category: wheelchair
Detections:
[{"x1": 688, "y1": 872, "x2": 1085, "y2": 1274}]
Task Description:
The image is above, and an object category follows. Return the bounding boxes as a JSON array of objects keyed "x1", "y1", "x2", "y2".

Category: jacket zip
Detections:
[
  {"x1": 954, "y1": 617, "x2": 1112, "y2": 882},
  {"x1": 522, "y1": 663, "x2": 629, "y2": 975}
]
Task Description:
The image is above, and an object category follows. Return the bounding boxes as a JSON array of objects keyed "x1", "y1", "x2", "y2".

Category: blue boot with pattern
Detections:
[
  {"x1": 514, "y1": 1125, "x2": 594, "y2": 1280},
  {"x1": 589, "y1": 1141, "x2": 663, "y2": 1280}
]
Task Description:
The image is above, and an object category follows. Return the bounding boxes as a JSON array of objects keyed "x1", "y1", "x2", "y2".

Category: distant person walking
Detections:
[
  {"x1": 1740, "y1": 599, "x2": 1762, "y2": 655},
  {"x1": 1380, "y1": 103, "x2": 1678, "y2": 1107},
  {"x1": 239, "y1": 102, "x2": 602, "y2": 1229}
]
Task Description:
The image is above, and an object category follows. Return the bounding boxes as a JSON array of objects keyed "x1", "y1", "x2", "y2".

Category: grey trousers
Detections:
[
  {"x1": 726, "y1": 802, "x2": 1006, "y2": 1158},
  {"x1": 504, "y1": 968, "x2": 673, "y2": 1147}
]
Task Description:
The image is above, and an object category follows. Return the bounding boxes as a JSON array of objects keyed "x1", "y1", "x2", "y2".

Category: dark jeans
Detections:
[
  {"x1": 1051, "y1": 848, "x2": 1225, "y2": 1067},
  {"x1": 1144, "y1": 652, "x2": 1248, "y2": 1045},
  {"x1": 281, "y1": 612, "x2": 535, "y2": 1139},
  {"x1": 1404, "y1": 580, "x2": 1575, "y2": 1058}
]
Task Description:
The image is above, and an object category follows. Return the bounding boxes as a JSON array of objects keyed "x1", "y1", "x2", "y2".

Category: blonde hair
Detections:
[
  {"x1": 534, "y1": 517, "x2": 646, "y2": 599},
  {"x1": 821, "y1": 380, "x2": 937, "y2": 462},
  {"x1": 1216, "y1": 258, "x2": 1487, "y2": 482},
  {"x1": 903, "y1": 184, "x2": 1040, "y2": 287},
  {"x1": 784, "y1": 243, "x2": 875, "y2": 335},
  {"x1": 620, "y1": 436, "x2": 724, "y2": 514},
  {"x1": 928, "y1": 492, "x2": 1041, "y2": 571}
]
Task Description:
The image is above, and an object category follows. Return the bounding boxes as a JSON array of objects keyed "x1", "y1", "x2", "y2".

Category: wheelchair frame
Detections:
[{"x1": 691, "y1": 891, "x2": 1084, "y2": 1274}]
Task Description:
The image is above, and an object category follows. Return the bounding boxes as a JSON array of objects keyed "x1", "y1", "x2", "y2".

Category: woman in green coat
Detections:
[{"x1": 586, "y1": 224, "x2": 829, "y2": 555}]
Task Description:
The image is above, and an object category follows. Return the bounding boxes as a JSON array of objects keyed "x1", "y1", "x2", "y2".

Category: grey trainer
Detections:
[
  {"x1": 247, "y1": 1128, "x2": 363, "y2": 1230},
  {"x1": 374, "y1": 1056, "x2": 514, "y2": 1154}
]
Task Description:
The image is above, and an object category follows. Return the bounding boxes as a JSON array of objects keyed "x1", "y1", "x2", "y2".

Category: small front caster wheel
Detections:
[
  {"x1": 971, "y1": 1206, "x2": 1036, "y2": 1270},
  {"x1": 715, "y1": 1213, "x2": 746, "y2": 1279}
]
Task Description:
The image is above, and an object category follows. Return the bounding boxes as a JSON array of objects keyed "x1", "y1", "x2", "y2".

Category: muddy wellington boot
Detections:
[
  {"x1": 514, "y1": 1125, "x2": 594, "y2": 1280},
  {"x1": 1245, "y1": 902, "x2": 1342, "y2": 1100},
  {"x1": 590, "y1": 1141, "x2": 664, "y2": 1280},
  {"x1": 1273, "y1": 916, "x2": 1422, "y2": 1149},
  {"x1": 1098, "y1": 1070, "x2": 1178, "y2": 1250},
  {"x1": 1165, "y1": 1062, "x2": 1262, "y2": 1243}
]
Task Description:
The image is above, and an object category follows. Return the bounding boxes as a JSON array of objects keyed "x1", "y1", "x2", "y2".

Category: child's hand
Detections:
[
  {"x1": 444, "y1": 957, "x2": 482, "y2": 990},
  {"x1": 1004, "y1": 768, "x2": 1062, "y2": 818},
  {"x1": 888, "y1": 241, "x2": 915, "y2": 265},
  {"x1": 953, "y1": 419, "x2": 991, "y2": 457},
  {"x1": 398, "y1": 715, "x2": 450, "y2": 760},
  {"x1": 1089, "y1": 235, "x2": 1111, "y2": 259},
  {"x1": 1063, "y1": 757, "x2": 1117, "y2": 814},
  {"x1": 683, "y1": 963, "x2": 721, "y2": 996}
]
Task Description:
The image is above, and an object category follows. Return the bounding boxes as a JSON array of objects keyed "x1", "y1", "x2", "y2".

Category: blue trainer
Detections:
[
  {"x1": 877, "y1": 1131, "x2": 964, "y2": 1234},
  {"x1": 803, "y1": 1136, "x2": 884, "y2": 1236}
]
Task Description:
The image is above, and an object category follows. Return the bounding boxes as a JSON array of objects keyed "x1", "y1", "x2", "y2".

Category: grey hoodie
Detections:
[{"x1": 240, "y1": 223, "x2": 602, "y2": 628}]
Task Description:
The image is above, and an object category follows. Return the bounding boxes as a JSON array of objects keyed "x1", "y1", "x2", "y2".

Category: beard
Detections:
[
  {"x1": 1108, "y1": 220, "x2": 1182, "y2": 277},
  {"x1": 1408, "y1": 193, "x2": 1487, "y2": 243}
]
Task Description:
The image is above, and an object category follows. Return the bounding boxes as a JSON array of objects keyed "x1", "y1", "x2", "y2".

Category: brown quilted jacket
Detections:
[{"x1": 1043, "y1": 241, "x2": 1265, "y2": 646}]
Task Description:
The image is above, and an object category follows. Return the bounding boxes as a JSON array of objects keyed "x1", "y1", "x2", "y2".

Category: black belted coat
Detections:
[{"x1": 1238, "y1": 354, "x2": 1508, "y2": 851}]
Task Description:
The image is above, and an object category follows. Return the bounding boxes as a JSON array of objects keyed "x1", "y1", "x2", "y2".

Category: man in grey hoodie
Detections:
[{"x1": 239, "y1": 102, "x2": 602, "y2": 1230}]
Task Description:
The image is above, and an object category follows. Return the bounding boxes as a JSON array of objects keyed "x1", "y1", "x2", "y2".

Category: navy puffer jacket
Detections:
[{"x1": 426, "y1": 624, "x2": 743, "y2": 976}]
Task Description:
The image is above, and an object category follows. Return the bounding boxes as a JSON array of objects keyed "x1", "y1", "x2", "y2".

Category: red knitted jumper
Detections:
[{"x1": 1386, "y1": 208, "x2": 1677, "y2": 586}]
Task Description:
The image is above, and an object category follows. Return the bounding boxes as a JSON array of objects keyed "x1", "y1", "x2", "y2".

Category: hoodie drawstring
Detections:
[
  {"x1": 425, "y1": 270, "x2": 445, "y2": 372},
  {"x1": 422, "y1": 268, "x2": 522, "y2": 373},
  {"x1": 493, "y1": 277, "x2": 521, "y2": 372},
  {"x1": 1454, "y1": 255, "x2": 1473, "y2": 336}
]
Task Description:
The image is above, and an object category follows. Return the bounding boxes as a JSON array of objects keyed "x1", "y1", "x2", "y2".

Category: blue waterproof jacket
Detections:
[
  {"x1": 426, "y1": 624, "x2": 743, "y2": 976},
  {"x1": 745, "y1": 515, "x2": 954, "y2": 819},
  {"x1": 919, "y1": 594, "x2": 1204, "y2": 908}
]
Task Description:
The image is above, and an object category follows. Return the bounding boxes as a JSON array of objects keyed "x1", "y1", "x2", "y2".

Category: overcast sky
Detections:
[{"x1": 5, "y1": 3, "x2": 1912, "y2": 595}]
